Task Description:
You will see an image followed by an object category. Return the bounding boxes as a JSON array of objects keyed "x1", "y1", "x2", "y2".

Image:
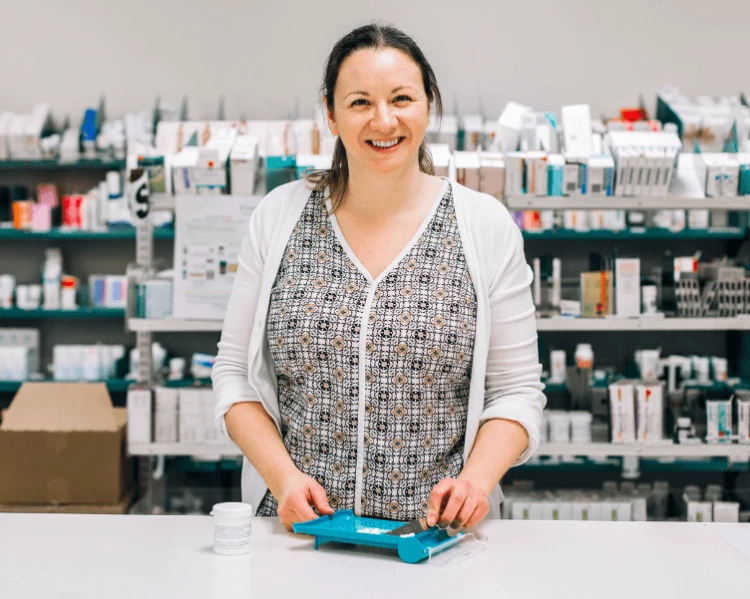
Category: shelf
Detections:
[
  {"x1": 536, "y1": 317, "x2": 750, "y2": 332},
  {"x1": 537, "y1": 443, "x2": 750, "y2": 459},
  {"x1": 149, "y1": 193, "x2": 263, "y2": 211},
  {"x1": 0, "y1": 379, "x2": 132, "y2": 393},
  {"x1": 0, "y1": 227, "x2": 175, "y2": 240},
  {"x1": 506, "y1": 195, "x2": 750, "y2": 210},
  {"x1": 127, "y1": 318, "x2": 223, "y2": 332},
  {"x1": 522, "y1": 227, "x2": 746, "y2": 241},
  {"x1": 127, "y1": 441, "x2": 750, "y2": 460},
  {"x1": 0, "y1": 159, "x2": 125, "y2": 170},
  {"x1": 0, "y1": 307, "x2": 125, "y2": 319},
  {"x1": 128, "y1": 442, "x2": 241, "y2": 458}
]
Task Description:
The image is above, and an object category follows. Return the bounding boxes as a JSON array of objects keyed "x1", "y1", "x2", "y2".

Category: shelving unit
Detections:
[
  {"x1": 0, "y1": 379, "x2": 132, "y2": 393},
  {"x1": 128, "y1": 442, "x2": 240, "y2": 458},
  {"x1": 536, "y1": 317, "x2": 750, "y2": 332},
  {"x1": 0, "y1": 159, "x2": 125, "y2": 171},
  {"x1": 126, "y1": 440, "x2": 750, "y2": 460},
  {"x1": 522, "y1": 227, "x2": 746, "y2": 241},
  {"x1": 537, "y1": 443, "x2": 750, "y2": 459},
  {"x1": 127, "y1": 318, "x2": 223, "y2": 333},
  {"x1": 0, "y1": 307, "x2": 125, "y2": 319},
  {"x1": 0, "y1": 227, "x2": 174, "y2": 240},
  {"x1": 506, "y1": 195, "x2": 750, "y2": 210}
]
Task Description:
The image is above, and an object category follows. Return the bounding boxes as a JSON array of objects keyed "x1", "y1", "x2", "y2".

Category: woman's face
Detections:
[{"x1": 327, "y1": 47, "x2": 430, "y2": 177}]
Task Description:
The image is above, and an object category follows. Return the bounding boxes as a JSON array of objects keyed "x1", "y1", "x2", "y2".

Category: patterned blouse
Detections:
[{"x1": 257, "y1": 181, "x2": 478, "y2": 520}]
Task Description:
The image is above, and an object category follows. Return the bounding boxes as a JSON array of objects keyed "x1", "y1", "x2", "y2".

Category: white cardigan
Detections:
[{"x1": 212, "y1": 178, "x2": 546, "y2": 517}]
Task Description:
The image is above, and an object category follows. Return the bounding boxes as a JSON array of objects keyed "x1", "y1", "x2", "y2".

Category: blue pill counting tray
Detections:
[{"x1": 292, "y1": 510, "x2": 464, "y2": 564}]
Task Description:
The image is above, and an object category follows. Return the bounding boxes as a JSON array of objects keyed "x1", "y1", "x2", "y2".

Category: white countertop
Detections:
[{"x1": 0, "y1": 514, "x2": 747, "y2": 598}]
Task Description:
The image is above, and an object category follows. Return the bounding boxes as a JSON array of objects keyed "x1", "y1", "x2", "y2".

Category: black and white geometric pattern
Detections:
[{"x1": 257, "y1": 183, "x2": 476, "y2": 520}]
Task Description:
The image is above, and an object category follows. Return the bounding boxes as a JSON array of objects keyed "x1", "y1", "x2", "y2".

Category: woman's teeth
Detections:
[{"x1": 369, "y1": 138, "x2": 402, "y2": 148}]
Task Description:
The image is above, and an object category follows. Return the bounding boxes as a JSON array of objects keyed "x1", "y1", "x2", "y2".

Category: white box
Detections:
[
  {"x1": 172, "y1": 147, "x2": 199, "y2": 195},
  {"x1": 687, "y1": 501, "x2": 713, "y2": 523},
  {"x1": 0, "y1": 112, "x2": 15, "y2": 160},
  {"x1": 154, "y1": 387, "x2": 179, "y2": 443},
  {"x1": 561, "y1": 104, "x2": 593, "y2": 158},
  {"x1": 542, "y1": 502, "x2": 572, "y2": 521},
  {"x1": 503, "y1": 153, "x2": 525, "y2": 195},
  {"x1": 609, "y1": 380, "x2": 636, "y2": 443},
  {"x1": 600, "y1": 501, "x2": 632, "y2": 522},
  {"x1": 496, "y1": 102, "x2": 532, "y2": 151},
  {"x1": 563, "y1": 163, "x2": 580, "y2": 195},
  {"x1": 636, "y1": 382, "x2": 664, "y2": 443},
  {"x1": 571, "y1": 501, "x2": 602, "y2": 521},
  {"x1": 127, "y1": 388, "x2": 152, "y2": 443},
  {"x1": 713, "y1": 502, "x2": 739, "y2": 523},
  {"x1": 615, "y1": 258, "x2": 640, "y2": 318},
  {"x1": 229, "y1": 135, "x2": 260, "y2": 195},
  {"x1": 737, "y1": 399, "x2": 750, "y2": 444},
  {"x1": 0, "y1": 328, "x2": 40, "y2": 374},
  {"x1": 632, "y1": 497, "x2": 648, "y2": 522}
]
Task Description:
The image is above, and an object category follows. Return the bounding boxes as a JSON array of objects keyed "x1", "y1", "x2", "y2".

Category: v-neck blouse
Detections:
[
  {"x1": 257, "y1": 182, "x2": 476, "y2": 520},
  {"x1": 212, "y1": 178, "x2": 546, "y2": 518}
]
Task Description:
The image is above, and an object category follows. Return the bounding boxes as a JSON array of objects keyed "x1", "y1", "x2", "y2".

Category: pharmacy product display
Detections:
[
  {"x1": 502, "y1": 480, "x2": 741, "y2": 522},
  {"x1": 0, "y1": 248, "x2": 127, "y2": 312},
  {"x1": 542, "y1": 345, "x2": 750, "y2": 446}
]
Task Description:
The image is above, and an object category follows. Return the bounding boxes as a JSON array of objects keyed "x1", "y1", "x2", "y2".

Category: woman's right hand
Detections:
[{"x1": 275, "y1": 470, "x2": 334, "y2": 532}]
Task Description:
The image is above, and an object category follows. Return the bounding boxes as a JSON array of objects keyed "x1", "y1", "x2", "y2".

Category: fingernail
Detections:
[
  {"x1": 438, "y1": 520, "x2": 449, "y2": 529},
  {"x1": 427, "y1": 512, "x2": 436, "y2": 526}
]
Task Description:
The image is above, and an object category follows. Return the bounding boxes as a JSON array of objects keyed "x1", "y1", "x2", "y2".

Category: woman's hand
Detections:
[
  {"x1": 426, "y1": 477, "x2": 490, "y2": 529},
  {"x1": 275, "y1": 470, "x2": 334, "y2": 532}
]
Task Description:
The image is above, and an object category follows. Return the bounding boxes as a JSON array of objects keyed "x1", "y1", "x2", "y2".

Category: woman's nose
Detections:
[{"x1": 371, "y1": 102, "x2": 397, "y2": 131}]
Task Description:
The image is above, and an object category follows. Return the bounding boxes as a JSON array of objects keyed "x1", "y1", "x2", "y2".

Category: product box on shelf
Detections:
[
  {"x1": 581, "y1": 271, "x2": 613, "y2": 318},
  {"x1": 636, "y1": 382, "x2": 664, "y2": 443},
  {"x1": 126, "y1": 386, "x2": 152, "y2": 444},
  {"x1": 609, "y1": 380, "x2": 636, "y2": 443},
  {"x1": 478, "y1": 152, "x2": 505, "y2": 201},
  {"x1": 454, "y1": 151, "x2": 480, "y2": 191},
  {"x1": 0, "y1": 383, "x2": 134, "y2": 505}
]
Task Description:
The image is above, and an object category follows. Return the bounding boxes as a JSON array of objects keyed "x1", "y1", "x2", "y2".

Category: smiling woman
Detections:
[
  {"x1": 213, "y1": 22, "x2": 545, "y2": 536},
  {"x1": 306, "y1": 24, "x2": 442, "y2": 211}
]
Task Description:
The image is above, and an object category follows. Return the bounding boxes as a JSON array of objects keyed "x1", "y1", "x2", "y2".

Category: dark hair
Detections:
[{"x1": 306, "y1": 23, "x2": 443, "y2": 210}]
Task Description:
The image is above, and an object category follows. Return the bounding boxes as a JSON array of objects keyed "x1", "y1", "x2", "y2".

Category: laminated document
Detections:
[{"x1": 172, "y1": 195, "x2": 261, "y2": 320}]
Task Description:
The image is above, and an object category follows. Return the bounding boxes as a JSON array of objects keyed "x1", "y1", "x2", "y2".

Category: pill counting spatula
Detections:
[{"x1": 386, "y1": 516, "x2": 431, "y2": 536}]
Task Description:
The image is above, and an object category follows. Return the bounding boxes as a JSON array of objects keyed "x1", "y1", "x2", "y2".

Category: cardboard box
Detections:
[
  {"x1": 0, "y1": 383, "x2": 133, "y2": 505},
  {"x1": 0, "y1": 488, "x2": 134, "y2": 514}
]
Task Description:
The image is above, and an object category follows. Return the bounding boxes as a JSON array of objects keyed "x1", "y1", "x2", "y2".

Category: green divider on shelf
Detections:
[
  {"x1": 0, "y1": 307, "x2": 125, "y2": 319},
  {"x1": 0, "y1": 227, "x2": 175, "y2": 240},
  {"x1": 0, "y1": 159, "x2": 125, "y2": 170}
]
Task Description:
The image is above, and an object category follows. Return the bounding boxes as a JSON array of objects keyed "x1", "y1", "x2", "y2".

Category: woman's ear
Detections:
[{"x1": 324, "y1": 98, "x2": 338, "y2": 136}]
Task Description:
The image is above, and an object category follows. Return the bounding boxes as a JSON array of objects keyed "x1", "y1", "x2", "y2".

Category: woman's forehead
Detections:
[{"x1": 336, "y1": 48, "x2": 423, "y2": 95}]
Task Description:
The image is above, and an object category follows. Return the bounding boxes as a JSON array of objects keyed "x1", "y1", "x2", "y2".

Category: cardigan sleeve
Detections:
[
  {"x1": 211, "y1": 204, "x2": 267, "y2": 439},
  {"x1": 480, "y1": 214, "x2": 546, "y2": 466}
]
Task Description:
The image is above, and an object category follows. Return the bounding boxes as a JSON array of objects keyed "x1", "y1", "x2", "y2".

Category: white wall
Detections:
[{"x1": 2, "y1": 0, "x2": 749, "y2": 124}]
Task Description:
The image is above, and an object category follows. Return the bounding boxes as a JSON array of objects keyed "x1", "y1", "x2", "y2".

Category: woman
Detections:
[{"x1": 212, "y1": 24, "x2": 545, "y2": 532}]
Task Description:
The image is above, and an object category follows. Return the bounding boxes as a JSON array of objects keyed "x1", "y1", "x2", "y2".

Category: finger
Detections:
[
  {"x1": 451, "y1": 495, "x2": 480, "y2": 529},
  {"x1": 427, "y1": 479, "x2": 454, "y2": 526},
  {"x1": 438, "y1": 482, "x2": 470, "y2": 528},
  {"x1": 309, "y1": 483, "x2": 334, "y2": 515},
  {"x1": 464, "y1": 498, "x2": 490, "y2": 529},
  {"x1": 290, "y1": 495, "x2": 318, "y2": 522}
]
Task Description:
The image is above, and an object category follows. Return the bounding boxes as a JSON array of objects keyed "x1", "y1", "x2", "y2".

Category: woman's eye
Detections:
[
  {"x1": 394, "y1": 95, "x2": 412, "y2": 103},
  {"x1": 351, "y1": 99, "x2": 369, "y2": 107}
]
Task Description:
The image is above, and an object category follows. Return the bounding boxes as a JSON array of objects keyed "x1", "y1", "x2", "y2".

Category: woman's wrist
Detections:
[{"x1": 456, "y1": 469, "x2": 496, "y2": 498}]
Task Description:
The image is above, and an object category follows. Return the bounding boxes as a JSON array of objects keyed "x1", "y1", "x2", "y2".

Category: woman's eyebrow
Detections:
[{"x1": 344, "y1": 86, "x2": 418, "y2": 100}]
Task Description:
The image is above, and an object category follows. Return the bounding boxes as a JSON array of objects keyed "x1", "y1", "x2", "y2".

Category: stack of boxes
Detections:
[{"x1": 127, "y1": 386, "x2": 222, "y2": 445}]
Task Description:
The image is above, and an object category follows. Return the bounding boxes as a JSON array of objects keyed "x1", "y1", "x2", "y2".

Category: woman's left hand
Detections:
[{"x1": 426, "y1": 477, "x2": 490, "y2": 529}]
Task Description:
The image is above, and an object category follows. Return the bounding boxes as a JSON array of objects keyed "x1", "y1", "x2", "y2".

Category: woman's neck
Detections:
[{"x1": 342, "y1": 163, "x2": 429, "y2": 220}]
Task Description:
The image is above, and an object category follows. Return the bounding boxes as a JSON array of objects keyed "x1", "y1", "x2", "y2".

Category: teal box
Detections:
[
  {"x1": 266, "y1": 155, "x2": 297, "y2": 192},
  {"x1": 548, "y1": 165, "x2": 563, "y2": 196},
  {"x1": 739, "y1": 164, "x2": 750, "y2": 195}
]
